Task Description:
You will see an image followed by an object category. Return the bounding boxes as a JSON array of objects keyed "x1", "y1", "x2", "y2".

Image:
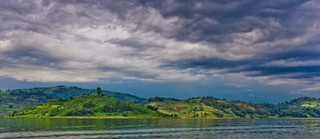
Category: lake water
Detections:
[{"x1": 1, "y1": 118, "x2": 320, "y2": 138}]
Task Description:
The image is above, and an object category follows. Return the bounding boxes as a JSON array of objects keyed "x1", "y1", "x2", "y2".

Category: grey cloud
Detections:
[
  {"x1": 109, "y1": 38, "x2": 164, "y2": 50},
  {"x1": 134, "y1": 0, "x2": 313, "y2": 44},
  {"x1": 163, "y1": 47, "x2": 320, "y2": 81},
  {"x1": 0, "y1": 0, "x2": 319, "y2": 85},
  {"x1": 0, "y1": 40, "x2": 67, "y2": 71},
  {"x1": 0, "y1": 46, "x2": 61, "y2": 66}
]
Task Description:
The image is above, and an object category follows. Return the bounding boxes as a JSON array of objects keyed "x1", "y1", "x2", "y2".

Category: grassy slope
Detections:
[
  {"x1": 148, "y1": 99, "x2": 221, "y2": 118},
  {"x1": 4, "y1": 87, "x2": 320, "y2": 119},
  {"x1": 0, "y1": 86, "x2": 145, "y2": 117},
  {"x1": 12, "y1": 95, "x2": 169, "y2": 118},
  {"x1": 146, "y1": 97, "x2": 273, "y2": 119},
  {"x1": 146, "y1": 96, "x2": 320, "y2": 119}
]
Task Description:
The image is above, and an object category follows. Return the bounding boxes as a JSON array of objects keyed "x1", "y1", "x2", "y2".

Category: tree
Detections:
[
  {"x1": 58, "y1": 98, "x2": 64, "y2": 102},
  {"x1": 97, "y1": 87, "x2": 102, "y2": 96}
]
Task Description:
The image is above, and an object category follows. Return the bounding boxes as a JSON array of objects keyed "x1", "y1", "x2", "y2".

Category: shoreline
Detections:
[{"x1": 3, "y1": 116, "x2": 320, "y2": 120}]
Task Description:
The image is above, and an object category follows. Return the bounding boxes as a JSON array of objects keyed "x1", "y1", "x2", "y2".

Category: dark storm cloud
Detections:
[
  {"x1": 244, "y1": 66, "x2": 320, "y2": 77},
  {"x1": 0, "y1": 46, "x2": 62, "y2": 67},
  {"x1": 165, "y1": 48, "x2": 320, "y2": 80},
  {"x1": 138, "y1": 0, "x2": 320, "y2": 82},
  {"x1": 0, "y1": 0, "x2": 319, "y2": 85},
  {"x1": 133, "y1": 0, "x2": 312, "y2": 43}
]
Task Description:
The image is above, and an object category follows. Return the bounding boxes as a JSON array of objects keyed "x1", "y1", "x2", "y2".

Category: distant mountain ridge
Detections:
[{"x1": 32, "y1": 85, "x2": 145, "y2": 103}]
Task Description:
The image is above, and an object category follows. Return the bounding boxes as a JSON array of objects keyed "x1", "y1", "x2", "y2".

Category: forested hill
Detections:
[
  {"x1": 274, "y1": 97, "x2": 320, "y2": 118},
  {"x1": 12, "y1": 95, "x2": 169, "y2": 118},
  {"x1": 145, "y1": 96, "x2": 320, "y2": 118},
  {"x1": 0, "y1": 86, "x2": 145, "y2": 116},
  {"x1": 0, "y1": 90, "x2": 55, "y2": 116},
  {"x1": 2, "y1": 86, "x2": 320, "y2": 119},
  {"x1": 33, "y1": 86, "x2": 145, "y2": 103},
  {"x1": 12, "y1": 95, "x2": 320, "y2": 119}
]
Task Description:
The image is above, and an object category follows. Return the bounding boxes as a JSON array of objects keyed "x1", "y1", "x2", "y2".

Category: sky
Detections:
[{"x1": 0, "y1": 0, "x2": 319, "y2": 103}]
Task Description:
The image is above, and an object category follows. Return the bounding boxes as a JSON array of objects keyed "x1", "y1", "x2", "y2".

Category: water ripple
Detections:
[{"x1": 1, "y1": 119, "x2": 320, "y2": 138}]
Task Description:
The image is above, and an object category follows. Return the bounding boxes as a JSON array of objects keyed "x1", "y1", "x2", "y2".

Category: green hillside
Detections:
[
  {"x1": 145, "y1": 96, "x2": 320, "y2": 119},
  {"x1": 0, "y1": 90, "x2": 54, "y2": 117},
  {"x1": 3, "y1": 86, "x2": 320, "y2": 119},
  {"x1": 0, "y1": 86, "x2": 145, "y2": 117},
  {"x1": 145, "y1": 96, "x2": 274, "y2": 118},
  {"x1": 274, "y1": 97, "x2": 320, "y2": 118},
  {"x1": 12, "y1": 95, "x2": 169, "y2": 118}
]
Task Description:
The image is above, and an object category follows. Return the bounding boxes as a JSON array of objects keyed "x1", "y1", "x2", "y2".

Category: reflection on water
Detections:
[{"x1": 0, "y1": 118, "x2": 320, "y2": 138}]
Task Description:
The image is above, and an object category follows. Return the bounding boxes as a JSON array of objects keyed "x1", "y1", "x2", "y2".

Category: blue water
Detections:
[{"x1": 1, "y1": 118, "x2": 320, "y2": 138}]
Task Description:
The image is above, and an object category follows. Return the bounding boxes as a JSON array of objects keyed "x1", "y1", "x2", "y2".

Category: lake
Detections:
[{"x1": 1, "y1": 118, "x2": 320, "y2": 138}]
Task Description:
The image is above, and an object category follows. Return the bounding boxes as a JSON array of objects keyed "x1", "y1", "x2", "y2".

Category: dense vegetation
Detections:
[
  {"x1": 146, "y1": 96, "x2": 320, "y2": 118},
  {"x1": 0, "y1": 90, "x2": 54, "y2": 116},
  {"x1": 33, "y1": 86, "x2": 145, "y2": 103},
  {"x1": 275, "y1": 97, "x2": 320, "y2": 118},
  {"x1": 3, "y1": 86, "x2": 320, "y2": 119},
  {"x1": 0, "y1": 86, "x2": 145, "y2": 117},
  {"x1": 12, "y1": 95, "x2": 169, "y2": 118}
]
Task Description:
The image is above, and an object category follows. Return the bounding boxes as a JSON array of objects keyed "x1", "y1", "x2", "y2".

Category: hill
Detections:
[
  {"x1": 0, "y1": 86, "x2": 145, "y2": 117},
  {"x1": 0, "y1": 90, "x2": 55, "y2": 117},
  {"x1": 274, "y1": 97, "x2": 320, "y2": 118},
  {"x1": 3, "y1": 86, "x2": 320, "y2": 119},
  {"x1": 33, "y1": 86, "x2": 145, "y2": 103},
  {"x1": 12, "y1": 95, "x2": 169, "y2": 118},
  {"x1": 145, "y1": 96, "x2": 320, "y2": 118},
  {"x1": 145, "y1": 96, "x2": 274, "y2": 118}
]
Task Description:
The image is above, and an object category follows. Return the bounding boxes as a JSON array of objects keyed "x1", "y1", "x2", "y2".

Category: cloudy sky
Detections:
[{"x1": 0, "y1": 0, "x2": 319, "y2": 103}]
